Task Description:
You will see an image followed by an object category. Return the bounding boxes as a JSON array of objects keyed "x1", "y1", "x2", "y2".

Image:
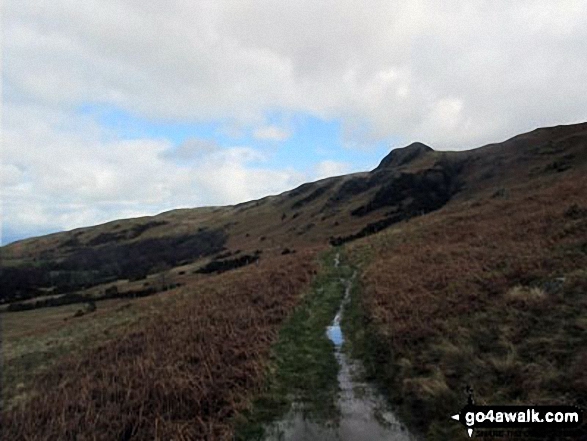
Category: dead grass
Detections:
[
  {"x1": 1, "y1": 250, "x2": 318, "y2": 440},
  {"x1": 345, "y1": 171, "x2": 587, "y2": 439},
  {"x1": 1, "y1": 293, "x2": 178, "y2": 410}
]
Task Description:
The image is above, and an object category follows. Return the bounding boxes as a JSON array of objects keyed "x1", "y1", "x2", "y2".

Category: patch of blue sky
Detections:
[
  {"x1": 77, "y1": 103, "x2": 398, "y2": 175},
  {"x1": 274, "y1": 113, "x2": 397, "y2": 174},
  {"x1": 77, "y1": 103, "x2": 235, "y2": 147}
]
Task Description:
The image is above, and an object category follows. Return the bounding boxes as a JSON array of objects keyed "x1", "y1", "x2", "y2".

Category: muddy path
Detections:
[{"x1": 259, "y1": 253, "x2": 415, "y2": 441}]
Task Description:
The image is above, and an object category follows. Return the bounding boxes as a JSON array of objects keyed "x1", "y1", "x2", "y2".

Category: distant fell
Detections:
[
  {"x1": 1, "y1": 121, "x2": 586, "y2": 304},
  {"x1": 375, "y1": 142, "x2": 433, "y2": 170}
]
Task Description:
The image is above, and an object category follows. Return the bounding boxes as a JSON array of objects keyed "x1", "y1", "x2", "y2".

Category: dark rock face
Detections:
[
  {"x1": 375, "y1": 142, "x2": 433, "y2": 170},
  {"x1": 353, "y1": 158, "x2": 463, "y2": 217},
  {"x1": 330, "y1": 157, "x2": 464, "y2": 246},
  {"x1": 323, "y1": 143, "x2": 433, "y2": 212}
]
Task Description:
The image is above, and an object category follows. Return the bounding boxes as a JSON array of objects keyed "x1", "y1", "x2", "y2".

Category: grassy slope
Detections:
[
  {"x1": 0, "y1": 141, "x2": 440, "y2": 274},
  {"x1": 1, "y1": 121, "x2": 586, "y2": 439},
  {"x1": 343, "y1": 169, "x2": 587, "y2": 440},
  {"x1": 4, "y1": 123, "x2": 585, "y2": 310},
  {"x1": 2, "y1": 287, "x2": 187, "y2": 411},
  {"x1": 6, "y1": 123, "x2": 585, "y2": 263},
  {"x1": 234, "y1": 250, "x2": 355, "y2": 440},
  {"x1": 2, "y1": 251, "x2": 318, "y2": 440}
]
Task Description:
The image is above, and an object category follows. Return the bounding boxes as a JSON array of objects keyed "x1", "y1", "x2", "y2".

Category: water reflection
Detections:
[{"x1": 263, "y1": 265, "x2": 416, "y2": 441}]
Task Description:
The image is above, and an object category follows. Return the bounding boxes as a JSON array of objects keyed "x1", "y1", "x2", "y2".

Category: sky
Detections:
[{"x1": 2, "y1": 0, "x2": 587, "y2": 244}]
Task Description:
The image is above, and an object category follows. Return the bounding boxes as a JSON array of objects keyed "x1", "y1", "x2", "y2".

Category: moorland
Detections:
[{"x1": 1, "y1": 122, "x2": 586, "y2": 440}]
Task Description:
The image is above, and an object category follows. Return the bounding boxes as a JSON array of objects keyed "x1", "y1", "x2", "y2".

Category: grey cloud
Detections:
[
  {"x1": 1, "y1": 104, "x2": 305, "y2": 236},
  {"x1": 3, "y1": 0, "x2": 587, "y2": 237},
  {"x1": 5, "y1": 0, "x2": 587, "y2": 148},
  {"x1": 164, "y1": 138, "x2": 220, "y2": 162}
]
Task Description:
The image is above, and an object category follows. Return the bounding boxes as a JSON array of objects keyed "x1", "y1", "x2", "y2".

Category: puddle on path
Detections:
[{"x1": 263, "y1": 255, "x2": 415, "y2": 441}]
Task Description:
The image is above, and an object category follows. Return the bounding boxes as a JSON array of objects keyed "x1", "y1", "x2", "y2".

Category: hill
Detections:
[
  {"x1": 3, "y1": 122, "x2": 586, "y2": 305},
  {"x1": 1, "y1": 121, "x2": 586, "y2": 440}
]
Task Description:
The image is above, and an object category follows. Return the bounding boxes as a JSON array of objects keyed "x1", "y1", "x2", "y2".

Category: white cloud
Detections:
[
  {"x1": 3, "y1": 0, "x2": 587, "y2": 238},
  {"x1": 1, "y1": 164, "x2": 26, "y2": 186},
  {"x1": 253, "y1": 126, "x2": 291, "y2": 141},
  {"x1": 164, "y1": 138, "x2": 220, "y2": 161},
  {"x1": 314, "y1": 160, "x2": 351, "y2": 180},
  {"x1": 5, "y1": 0, "x2": 587, "y2": 149},
  {"x1": 1, "y1": 104, "x2": 305, "y2": 237}
]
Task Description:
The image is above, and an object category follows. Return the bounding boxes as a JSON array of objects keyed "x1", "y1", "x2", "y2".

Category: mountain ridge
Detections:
[
  {"x1": 3, "y1": 121, "x2": 587, "y2": 441},
  {"x1": 2, "y1": 121, "x2": 586, "y2": 305},
  {"x1": 6, "y1": 121, "x2": 586, "y2": 250},
  {"x1": 375, "y1": 141, "x2": 433, "y2": 170}
]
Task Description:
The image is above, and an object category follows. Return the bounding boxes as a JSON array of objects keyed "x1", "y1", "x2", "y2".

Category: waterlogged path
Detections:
[{"x1": 262, "y1": 254, "x2": 415, "y2": 441}]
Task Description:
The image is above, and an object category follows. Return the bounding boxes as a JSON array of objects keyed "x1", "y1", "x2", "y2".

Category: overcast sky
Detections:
[{"x1": 3, "y1": 0, "x2": 587, "y2": 244}]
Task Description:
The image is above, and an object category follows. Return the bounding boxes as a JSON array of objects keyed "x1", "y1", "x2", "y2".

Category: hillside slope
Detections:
[
  {"x1": 343, "y1": 180, "x2": 587, "y2": 439},
  {"x1": 3, "y1": 122, "x2": 586, "y2": 305},
  {"x1": 341, "y1": 125, "x2": 587, "y2": 439},
  {"x1": 1, "y1": 121, "x2": 586, "y2": 440}
]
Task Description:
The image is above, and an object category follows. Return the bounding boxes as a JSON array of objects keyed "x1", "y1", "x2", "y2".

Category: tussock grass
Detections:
[
  {"x1": 505, "y1": 285, "x2": 547, "y2": 305},
  {"x1": 234, "y1": 250, "x2": 354, "y2": 440},
  {"x1": 344, "y1": 172, "x2": 587, "y2": 440},
  {"x1": 2, "y1": 252, "x2": 318, "y2": 440}
]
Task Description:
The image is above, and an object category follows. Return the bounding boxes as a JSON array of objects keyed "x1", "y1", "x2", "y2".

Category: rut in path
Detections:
[{"x1": 262, "y1": 253, "x2": 416, "y2": 441}]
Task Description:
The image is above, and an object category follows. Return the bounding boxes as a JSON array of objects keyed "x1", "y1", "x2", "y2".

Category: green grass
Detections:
[{"x1": 233, "y1": 249, "x2": 354, "y2": 440}]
